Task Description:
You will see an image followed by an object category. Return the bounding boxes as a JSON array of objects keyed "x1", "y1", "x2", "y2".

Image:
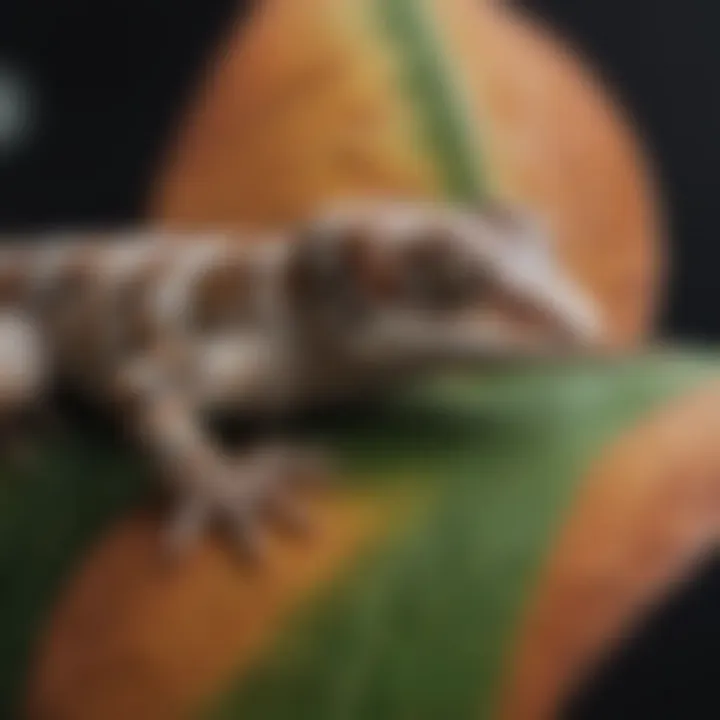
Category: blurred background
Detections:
[{"x1": 1, "y1": 0, "x2": 719, "y2": 716}]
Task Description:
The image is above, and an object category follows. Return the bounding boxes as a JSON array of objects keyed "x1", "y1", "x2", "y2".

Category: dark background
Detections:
[
  {"x1": 0, "y1": 0, "x2": 717, "y2": 340},
  {"x1": 0, "y1": 0, "x2": 719, "y2": 716},
  {"x1": 517, "y1": 6, "x2": 720, "y2": 718}
]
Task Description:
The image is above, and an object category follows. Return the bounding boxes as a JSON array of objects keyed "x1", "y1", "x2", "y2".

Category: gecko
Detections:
[{"x1": 0, "y1": 199, "x2": 602, "y2": 560}]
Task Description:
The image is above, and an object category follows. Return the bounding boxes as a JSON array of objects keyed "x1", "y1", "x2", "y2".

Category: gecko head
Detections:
[{"x1": 289, "y1": 199, "x2": 604, "y2": 367}]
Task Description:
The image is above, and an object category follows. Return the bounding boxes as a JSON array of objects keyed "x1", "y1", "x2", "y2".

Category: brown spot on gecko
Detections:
[
  {"x1": 0, "y1": 250, "x2": 35, "y2": 305},
  {"x1": 110, "y1": 256, "x2": 169, "y2": 357},
  {"x1": 190, "y1": 255, "x2": 256, "y2": 333},
  {"x1": 287, "y1": 223, "x2": 395, "y2": 316},
  {"x1": 343, "y1": 227, "x2": 398, "y2": 300}
]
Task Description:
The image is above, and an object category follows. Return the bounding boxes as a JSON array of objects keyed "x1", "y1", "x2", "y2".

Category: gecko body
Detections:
[{"x1": 0, "y1": 200, "x2": 602, "y2": 558}]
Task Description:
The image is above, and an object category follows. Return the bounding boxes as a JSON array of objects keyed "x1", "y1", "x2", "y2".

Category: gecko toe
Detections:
[
  {"x1": 160, "y1": 443, "x2": 333, "y2": 565},
  {"x1": 228, "y1": 514, "x2": 269, "y2": 566},
  {"x1": 161, "y1": 495, "x2": 209, "y2": 562},
  {"x1": 269, "y1": 494, "x2": 314, "y2": 538}
]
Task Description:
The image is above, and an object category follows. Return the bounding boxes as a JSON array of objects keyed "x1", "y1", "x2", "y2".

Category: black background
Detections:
[
  {"x1": 0, "y1": 0, "x2": 718, "y2": 341},
  {"x1": 1, "y1": 0, "x2": 719, "y2": 716}
]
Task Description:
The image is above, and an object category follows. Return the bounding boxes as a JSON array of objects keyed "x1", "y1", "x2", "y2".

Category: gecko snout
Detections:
[
  {"x1": 531, "y1": 277, "x2": 604, "y2": 349},
  {"x1": 488, "y1": 270, "x2": 604, "y2": 354}
]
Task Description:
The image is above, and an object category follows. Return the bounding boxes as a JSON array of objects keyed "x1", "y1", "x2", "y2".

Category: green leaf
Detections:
[
  {"x1": 209, "y1": 354, "x2": 718, "y2": 720},
  {"x1": 0, "y1": 353, "x2": 714, "y2": 718},
  {"x1": 373, "y1": 0, "x2": 486, "y2": 201}
]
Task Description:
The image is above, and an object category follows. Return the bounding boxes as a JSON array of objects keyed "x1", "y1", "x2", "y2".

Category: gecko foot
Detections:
[{"x1": 161, "y1": 443, "x2": 332, "y2": 564}]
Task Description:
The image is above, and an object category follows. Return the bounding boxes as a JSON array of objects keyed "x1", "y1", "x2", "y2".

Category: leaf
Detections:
[
  {"x1": 209, "y1": 355, "x2": 717, "y2": 720},
  {"x1": 0, "y1": 354, "x2": 713, "y2": 718}
]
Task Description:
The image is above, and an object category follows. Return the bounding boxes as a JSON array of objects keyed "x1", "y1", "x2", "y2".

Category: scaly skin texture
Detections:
[{"x1": 0, "y1": 199, "x2": 600, "y2": 559}]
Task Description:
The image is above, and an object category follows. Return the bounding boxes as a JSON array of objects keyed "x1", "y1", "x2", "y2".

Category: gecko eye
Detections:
[
  {"x1": 402, "y1": 232, "x2": 488, "y2": 311},
  {"x1": 292, "y1": 223, "x2": 374, "y2": 326}
]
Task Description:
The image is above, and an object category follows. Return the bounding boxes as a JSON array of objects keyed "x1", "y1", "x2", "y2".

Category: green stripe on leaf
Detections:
[
  {"x1": 209, "y1": 356, "x2": 717, "y2": 720},
  {"x1": 375, "y1": 0, "x2": 486, "y2": 202}
]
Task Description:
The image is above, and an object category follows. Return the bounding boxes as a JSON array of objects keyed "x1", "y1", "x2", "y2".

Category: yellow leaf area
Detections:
[
  {"x1": 152, "y1": 0, "x2": 441, "y2": 227},
  {"x1": 27, "y1": 486, "x2": 418, "y2": 720}
]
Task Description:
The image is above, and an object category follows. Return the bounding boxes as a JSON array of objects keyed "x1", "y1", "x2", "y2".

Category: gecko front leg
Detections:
[
  {"x1": 112, "y1": 347, "x2": 328, "y2": 562},
  {"x1": 0, "y1": 312, "x2": 51, "y2": 468}
]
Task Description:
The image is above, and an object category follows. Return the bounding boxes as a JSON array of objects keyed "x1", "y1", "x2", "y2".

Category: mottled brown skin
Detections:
[{"x1": 0, "y1": 200, "x2": 600, "y2": 559}]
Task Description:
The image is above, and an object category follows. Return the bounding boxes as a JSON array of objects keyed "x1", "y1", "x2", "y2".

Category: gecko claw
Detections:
[
  {"x1": 269, "y1": 494, "x2": 314, "y2": 538},
  {"x1": 229, "y1": 519, "x2": 269, "y2": 567},
  {"x1": 160, "y1": 496, "x2": 209, "y2": 562},
  {"x1": 160, "y1": 444, "x2": 331, "y2": 564}
]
